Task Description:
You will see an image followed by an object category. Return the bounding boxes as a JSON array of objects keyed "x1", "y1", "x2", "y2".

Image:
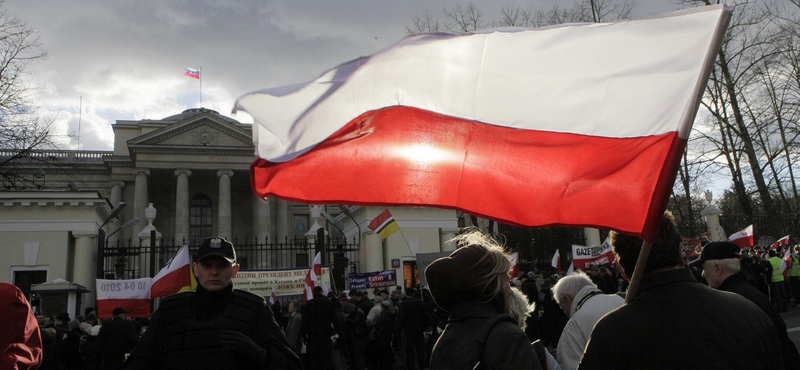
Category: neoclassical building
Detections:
[{"x1": 0, "y1": 108, "x2": 460, "y2": 316}]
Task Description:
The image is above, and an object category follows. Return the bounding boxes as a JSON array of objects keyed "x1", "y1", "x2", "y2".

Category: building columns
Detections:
[
  {"x1": 217, "y1": 170, "x2": 233, "y2": 238},
  {"x1": 276, "y1": 199, "x2": 289, "y2": 241},
  {"x1": 108, "y1": 181, "x2": 125, "y2": 246},
  {"x1": 584, "y1": 227, "x2": 602, "y2": 246},
  {"x1": 253, "y1": 194, "x2": 269, "y2": 242},
  {"x1": 73, "y1": 232, "x2": 96, "y2": 309},
  {"x1": 363, "y1": 233, "x2": 384, "y2": 273},
  {"x1": 132, "y1": 169, "x2": 150, "y2": 241},
  {"x1": 174, "y1": 169, "x2": 192, "y2": 243}
]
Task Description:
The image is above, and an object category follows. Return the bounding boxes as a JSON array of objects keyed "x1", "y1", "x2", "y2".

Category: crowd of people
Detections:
[{"x1": 4, "y1": 222, "x2": 800, "y2": 370}]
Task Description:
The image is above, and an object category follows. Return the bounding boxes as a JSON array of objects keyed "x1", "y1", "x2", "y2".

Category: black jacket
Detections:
[
  {"x1": 97, "y1": 317, "x2": 138, "y2": 368},
  {"x1": 429, "y1": 300, "x2": 542, "y2": 370},
  {"x1": 580, "y1": 268, "x2": 783, "y2": 370},
  {"x1": 396, "y1": 296, "x2": 432, "y2": 333},
  {"x1": 301, "y1": 293, "x2": 341, "y2": 337},
  {"x1": 719, "y1": 272, "x2": 800, "y2": 370}
]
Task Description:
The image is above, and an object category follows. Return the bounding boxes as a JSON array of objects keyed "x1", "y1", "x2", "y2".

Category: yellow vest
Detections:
[
  {"x1": 789, "y1": 255, "x2": 800, "y2": 277},
  {"x1": 769, "y1": 257, "x2": 784, "y2": 282}
]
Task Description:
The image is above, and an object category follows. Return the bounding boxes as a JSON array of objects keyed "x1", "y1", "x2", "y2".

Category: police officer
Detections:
[{"x1": 124, "y1": 236, "x2": 301, "y2": 369}]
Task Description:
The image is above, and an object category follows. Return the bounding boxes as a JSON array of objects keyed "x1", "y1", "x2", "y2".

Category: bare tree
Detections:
[
  {"x1": 442, "y1": 3, "x2": 487, "y2": 33},
  {"x1": 406, "y1": 10, "x2": 441, "y2": 34},
  {"x1": 0, "y1": 1, "x2": 53, "y2": 189}
]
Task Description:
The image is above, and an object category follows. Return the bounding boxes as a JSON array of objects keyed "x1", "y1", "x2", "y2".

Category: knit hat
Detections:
[{"x1": 425, "y1": 244, "x2": 503, "y2": 312}]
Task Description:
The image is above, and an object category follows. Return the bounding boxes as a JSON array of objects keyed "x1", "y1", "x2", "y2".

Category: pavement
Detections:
[{"x1": 781, "y1": 305, "x2": 800, "y2": 352}]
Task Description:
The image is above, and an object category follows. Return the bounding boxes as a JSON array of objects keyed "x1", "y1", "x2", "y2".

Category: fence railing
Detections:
[{"x1": 100, "y1": 236, "x2": 360, "y2": 293}]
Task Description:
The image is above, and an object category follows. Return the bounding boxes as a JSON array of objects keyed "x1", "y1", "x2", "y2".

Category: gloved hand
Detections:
[{"x1": 219, "y1": 329, "x2": 268, "y2": 365}]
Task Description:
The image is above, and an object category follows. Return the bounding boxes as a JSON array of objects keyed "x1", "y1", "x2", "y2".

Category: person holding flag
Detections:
[{"x1": 125, "y1": 236, "x2": 301, "y2": 370}]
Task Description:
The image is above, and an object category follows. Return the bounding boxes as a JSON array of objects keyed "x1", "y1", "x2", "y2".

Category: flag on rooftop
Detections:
[
  {"x1": 236, "y1": 5, "x2": 731, "y2": 241},
  {"x1": 368, "y1": 209, "x2": 400, "y2": 240},
  {"x1": 184, "y1": 67, "x2": 200, "y2": 79}
]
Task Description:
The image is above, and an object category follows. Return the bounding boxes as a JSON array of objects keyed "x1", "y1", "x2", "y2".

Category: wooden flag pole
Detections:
[{"x1": 623, "y1": 240, "x2": 653, "y2": 304}]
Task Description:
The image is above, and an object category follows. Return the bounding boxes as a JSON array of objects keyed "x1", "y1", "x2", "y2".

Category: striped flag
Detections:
[
  {"x1": 151, "y1": 245, "x2": 196, "y2": 298},
  {"x1": 236, "y1": 6, "x2": 731, "y2": 241},
  {"x1": 184, "y1": 67, "x2": 200, "y2": 79},
  {"x1": 368, "y1": 209, "x2": 400, "y2": 240},
  {"x1": 771, "y1": 235, "x2": 790, "y2": 249},
  {"x1": 728, "y1": 225, "x2": 754, "y2": 249},
  {"x1": 303, "y1": 252, "x2": 322, "y2": 304}
]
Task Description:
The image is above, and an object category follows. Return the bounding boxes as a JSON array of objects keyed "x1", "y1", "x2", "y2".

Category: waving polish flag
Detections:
[
  {"x1": 235, "y1": 6, "x2": 731, "y2": 240},
  {"x1": 771, "y1": 235, "x2": 790, "y2": 249},
  {"x1": 303, "y1": 252, "x2": 323, "y2": 304},
  {"x1": 151, "y1": 245, "x2": 196, "y2": 298},
  {"x1": 728, "y1": 225, "x2": 754, "y2": 249}
]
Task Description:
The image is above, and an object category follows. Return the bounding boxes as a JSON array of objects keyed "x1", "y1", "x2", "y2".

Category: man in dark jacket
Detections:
[
  {"x1": 396, "y1": 287, "x2": 432, "y2": 370},
  {"x1": 696, "y1": 241, "x2": 800, "y2": 370},
  {"x1": 97, "y1": 308, "x2": 137, "y2": 370},
  {"x1": 580, "y1": 212, "x2": 783, "y2": 370},
  {"x1": 124, "y1": 236, "x2": 301, "y2": 370},
  {"x1": 302, "y1": 286, "x2": 341, "y2": 370}
]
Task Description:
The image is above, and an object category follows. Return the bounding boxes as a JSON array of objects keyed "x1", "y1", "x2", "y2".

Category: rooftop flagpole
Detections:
[{"x1": 200, "y1": 66, "x2": 203, "y2": 107}]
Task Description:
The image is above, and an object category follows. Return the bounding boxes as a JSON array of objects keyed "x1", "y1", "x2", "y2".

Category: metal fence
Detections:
[{"x1": 99, "y1": 235, "x2": 360, "y2": 292}]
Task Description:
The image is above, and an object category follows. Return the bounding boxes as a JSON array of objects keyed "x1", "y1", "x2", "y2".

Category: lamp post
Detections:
[
  {"x1": 96, "y1": 202, "x2": 127, "y2": 280},
  {"x1": 338, "y1": 205, "x2": 361, "y2": 246}
]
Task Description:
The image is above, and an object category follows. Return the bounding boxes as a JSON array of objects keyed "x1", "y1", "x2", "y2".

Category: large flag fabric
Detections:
[
  {"x1": 368, "y1": 209, "x2": 400, "y2": 240},
  {"x1": 184, "y1": 67, "x2": 200, "y2": 79},
  {"x1": 729, "y1": 225, "x2": 754, "y2": 249},
  {"x1": 236, "y1": 6, "x2": 731, "y2": 241},
  {"x1": 151, "y1": 245, "x2": 196, "y2": 298}
]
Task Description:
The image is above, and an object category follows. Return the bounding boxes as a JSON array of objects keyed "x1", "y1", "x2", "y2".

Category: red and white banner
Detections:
[
  {"x1": 236, "y1": 6, "x2": 731, "y2": 241},
  {"x1": 572, "y1": 239, "x2": 615, "y2": 271},
  {"x1": 551, "y1": 249, "x2": 574, "y2": 275},
  {"x1": 96, "y1": 278, "x2": 151, "y2": 318},
  {"x1": 151, "y1": 245, "x2": 195, "y2": 298},
  {"x1": 729, "y1": 225, "x2": 754, "y2": 249}
]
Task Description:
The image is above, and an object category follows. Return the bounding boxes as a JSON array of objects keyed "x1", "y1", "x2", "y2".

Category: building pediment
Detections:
[{"x1": 127, "y1": 109, "x2": 253, "y2": 151}]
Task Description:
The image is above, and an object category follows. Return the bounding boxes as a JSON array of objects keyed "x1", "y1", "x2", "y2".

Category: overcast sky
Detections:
[{"x1": 8, "y1": 0, "x2": 683, "y2": 151}]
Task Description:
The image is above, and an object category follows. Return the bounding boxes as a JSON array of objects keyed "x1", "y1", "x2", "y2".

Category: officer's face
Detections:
[{"x1": 193, "y1": 256, "x2": 239, "y2": 292}]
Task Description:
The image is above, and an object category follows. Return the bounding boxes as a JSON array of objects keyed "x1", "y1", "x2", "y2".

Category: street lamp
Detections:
[
  {"x1": 338, "y1": 205, "x2": 361, "y2": 246},
  {"x1": 97, "y1": 202, "x2": 127, "y2": 279}
]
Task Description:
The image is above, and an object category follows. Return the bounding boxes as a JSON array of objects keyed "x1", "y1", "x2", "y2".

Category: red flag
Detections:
[
  {"x1": 237, "y1": 6, "x2": 731, "y2": 241},
  {"x1": 728, "y1": 225, "x2": 754, "y2": 249}
]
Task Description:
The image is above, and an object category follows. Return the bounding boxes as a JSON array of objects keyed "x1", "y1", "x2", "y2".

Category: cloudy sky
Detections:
[{"x1": 8, "y1": 0, "x2": 682, "y2": 151}]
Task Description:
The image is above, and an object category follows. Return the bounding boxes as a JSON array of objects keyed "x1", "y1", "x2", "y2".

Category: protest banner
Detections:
[
  {"x1": 572, "y1": 239, "x2": 615, "y2": 271},
  {"x1": 348, "y1": 270, "x2": 397, "y2": 290},
  {"x1": 95, "y1": 278, "x2": 151, "y2": 318},
  {"x1": 233, "y1": 266, "x2": 331, "y2": 297}
]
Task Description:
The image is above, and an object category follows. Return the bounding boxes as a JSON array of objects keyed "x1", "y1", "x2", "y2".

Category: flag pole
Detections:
[
  {"x1": 199, "y1": 66, "x2": 203, "y2": 107},
  {"x1": 623, "y1": 240, "x2": 653, "y2": 304},
  {"x1": 396, "y1": 228, "x2": 415, "y2": 256}
]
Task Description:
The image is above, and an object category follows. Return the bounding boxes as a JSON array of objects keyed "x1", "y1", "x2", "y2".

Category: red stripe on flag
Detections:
[
  {"x1": 150, "y1": 266, "x2": 192, "y2": 298},
  {"x1": 251, "y1": 106, "x2": 683, "y2": 238}
]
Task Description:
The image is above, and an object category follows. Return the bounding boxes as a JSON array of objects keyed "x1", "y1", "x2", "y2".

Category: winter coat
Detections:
[
  {"x1": 556, "y1": 286, "x2": 623, "y2": 370},
  {"x1": 429, "y1": 300, "x2": 542, "y2": 370}
]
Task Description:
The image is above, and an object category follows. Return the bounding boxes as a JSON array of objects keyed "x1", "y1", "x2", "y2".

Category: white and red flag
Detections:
[
  {"x1": 235, "y1": 6, "x2": 731, "y2": 241},
  {"x1": 551, "y1": 249, "x2": 573, "y2": 275},
  {"x1": 507, "y1": 252, "x2": 519, "y2": 279},
  {"x1": 269, "y1": 286, "x2": 278, "y2": 305},
  {"x1": 303, "y1": 252, "x2": 323, "y2": 304},
  {"x1": 151, "y1": 245, "x2": 196, "y2": 298},
  {"x1": 771, "y1": 235, "x2": 790, "y2": 250},
  {"x1": 729, "y1": 225, "x2": 754, "y2": 249}
]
